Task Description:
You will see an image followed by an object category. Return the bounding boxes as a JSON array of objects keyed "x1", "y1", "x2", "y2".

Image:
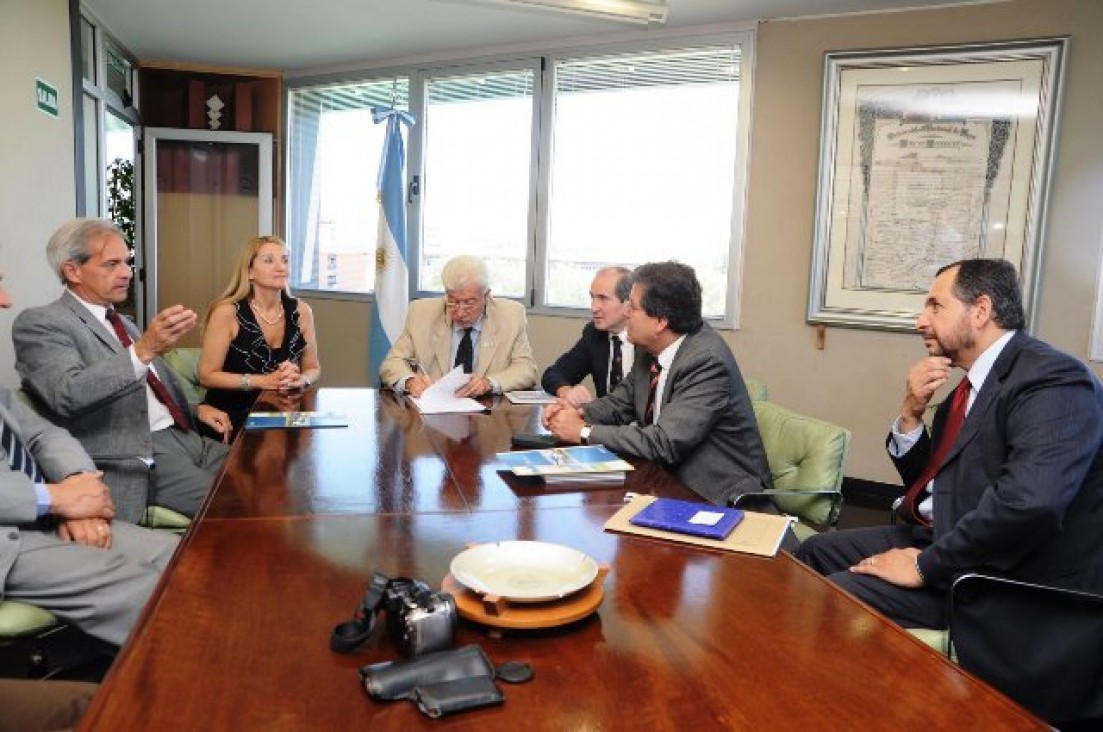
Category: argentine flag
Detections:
[{"x1": 369, "y1": 107, "x2": 415, "y2": 382}]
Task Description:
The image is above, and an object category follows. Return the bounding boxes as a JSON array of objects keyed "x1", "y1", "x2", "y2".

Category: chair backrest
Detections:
[
  {"x1": 744, "y1": 378, "x2": 768, "y2": 403},
  {"x1": 752, "y1": 400, "x2": 851, "y2": 525},
  {"x1": 950, "y1": 572, "x2": 1103, "y2": 724},
  {"x1": 163, "y1": 347, "x2": 205, "y2": 404}
]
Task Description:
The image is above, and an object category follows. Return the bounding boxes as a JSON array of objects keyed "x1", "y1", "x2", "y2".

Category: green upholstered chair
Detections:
[
  {"x1": 0, "y1": 601, "x2": 58, "y2": 640},
  {"x1": 744, "y1": 378, "x2": 768, "y2": 403},
  {"x1": 141, "y1": 504, "x2": 192, "y2": 533},
  {"x1": 162, "y1": 346, "x2": 205, "y2": 404},
  {"x1": 733, "y1": 400, "x2": 851, "y2": 543}
]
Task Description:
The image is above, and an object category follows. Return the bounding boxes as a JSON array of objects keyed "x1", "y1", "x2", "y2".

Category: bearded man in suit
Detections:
[
  {"x1": 544, "y1": 261, "x2": 770, "y2": 507},
  {"x1": 798, "y1": 259, "x2": 1103, "y2": 624}
]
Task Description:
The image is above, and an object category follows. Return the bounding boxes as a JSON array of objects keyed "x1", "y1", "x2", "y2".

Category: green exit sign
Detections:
[{"x1": 36, "y1": 78, "x2": 59, "y2": 118}]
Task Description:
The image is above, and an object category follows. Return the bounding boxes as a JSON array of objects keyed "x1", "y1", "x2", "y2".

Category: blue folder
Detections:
[{"x1": 629, "y1": 498, "x2": 744, "y2": 540}]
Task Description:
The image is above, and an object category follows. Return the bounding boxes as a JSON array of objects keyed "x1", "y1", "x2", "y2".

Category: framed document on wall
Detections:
[{"x1": 807, "y1": 39, "x2": 1066, "y2": 331}]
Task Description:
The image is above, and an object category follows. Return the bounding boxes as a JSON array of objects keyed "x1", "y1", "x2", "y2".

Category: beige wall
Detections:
[
  {"x1": 0, "y1": 0, "x2": 74, "y2": 386},
  {"x1": 728, "y1": 0, "x2": 1103, "y2": 482}
]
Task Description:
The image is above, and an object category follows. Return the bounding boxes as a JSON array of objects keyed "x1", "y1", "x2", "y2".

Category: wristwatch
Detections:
[{"x1": 579, "y1": 424, "x2": 592, "y2": 444}]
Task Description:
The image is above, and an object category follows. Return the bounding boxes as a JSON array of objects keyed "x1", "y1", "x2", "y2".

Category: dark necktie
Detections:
[
  {"x1": 608, "y1": 335, "x2": 623, "y2": 391},
  {"x1": 899, "y1": 377, "x2": 971, "y2": 527},
  {"x1": 1, "y1": 416, "x2": 43, "y2": 484},
  {"x1": 454, "y1": 327, "x2": 474, "y2": 374},
  {"x1": 644, "y1": 359, "x2": 662, "y2": 426},
  {"x1": 105, "y1": 309, "x2": 191, "y2": 433}
]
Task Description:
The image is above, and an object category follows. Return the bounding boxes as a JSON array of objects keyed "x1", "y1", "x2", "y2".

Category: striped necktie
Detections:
[
  {"x1": 644, "y1": 359, "x2": 662, "y2": 425},
  {"x1": 608, "y1": 335, "x2": 623, "y2": 391},
  {"x1": 105, "y1": 308, "x2": 191, "y2": 432},
  {"x1": 2, "y1": 416, "x2": 43, "y2": 484}
]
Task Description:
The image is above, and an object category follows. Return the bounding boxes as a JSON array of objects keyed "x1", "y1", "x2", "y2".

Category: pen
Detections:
[{"x1": 405, "y1": 358, "x2": 428, "y2": 376}]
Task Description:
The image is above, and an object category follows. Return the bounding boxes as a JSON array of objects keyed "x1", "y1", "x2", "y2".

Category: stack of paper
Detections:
[
  {"x1": 504, "y1": 390, "x2": 557, "y2": 405},
  {"x1": 496, "y1": 444, "x2": 633, "y2": 485},
  {"x1": 409, "y1": 366, "x2": 486, "y2": 414},
  {"x1": 244, "y1": 411, "x2": 347, "y2": 430}
]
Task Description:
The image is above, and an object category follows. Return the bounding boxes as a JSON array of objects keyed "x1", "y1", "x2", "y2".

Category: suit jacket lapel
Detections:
[
  {"x1": 943, "y1": 332, "x2": 1025, "y2": 465},
  {"x1": 475, "y1": 299, "x2": 496, "y2": 378},
  {"x1": 61, "y1": 290, "x2": 122, "y2": 355},
  {"x1": 433, "y1": 302, "x2": 453, "y2": 376}
]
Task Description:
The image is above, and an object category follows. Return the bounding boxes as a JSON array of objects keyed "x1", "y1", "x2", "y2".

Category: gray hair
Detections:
[
  {"x1": 47, "y1": 218, "x2": 124, "y2": 284},
  {"x1": 441, "y1": 255, "x2": 489, "y2": 292}
]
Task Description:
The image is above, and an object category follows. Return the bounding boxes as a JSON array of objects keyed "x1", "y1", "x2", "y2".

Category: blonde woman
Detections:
[{"x1": 198, "y1": 236, "x2": 321, "y2": 438}]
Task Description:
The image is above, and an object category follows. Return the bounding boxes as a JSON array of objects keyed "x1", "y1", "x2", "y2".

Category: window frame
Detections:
[{"x1": 284, "y1": 28, "x2": 755, "y2": 329}]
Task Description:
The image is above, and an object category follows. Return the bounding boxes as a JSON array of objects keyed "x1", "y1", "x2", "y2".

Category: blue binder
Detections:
[{"x1": 629, "y1": 498, "x2": 744, "y2": 540}]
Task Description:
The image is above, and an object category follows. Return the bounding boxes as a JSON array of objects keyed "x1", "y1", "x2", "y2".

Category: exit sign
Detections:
[{"x1": 36, "y1": 78, "x2": 59, "y2": 118}]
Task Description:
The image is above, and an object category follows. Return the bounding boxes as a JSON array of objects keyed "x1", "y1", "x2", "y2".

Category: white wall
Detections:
[{"x1": 0, "y1": 0, "x2": 73, "y2": 387}]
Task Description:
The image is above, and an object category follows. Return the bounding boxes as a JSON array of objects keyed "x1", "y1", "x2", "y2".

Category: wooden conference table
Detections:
[{"x1": 79, "y1": 388, "x2": 1045, "y2": 731}]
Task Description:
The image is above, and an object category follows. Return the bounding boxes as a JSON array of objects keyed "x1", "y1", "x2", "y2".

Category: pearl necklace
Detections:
[{"x1": 249, "y1": 300, "x2": 284, "y2": 326}]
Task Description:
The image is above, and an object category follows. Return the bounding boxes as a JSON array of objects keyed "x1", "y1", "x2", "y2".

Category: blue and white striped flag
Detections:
[{"x1": 369, "y1": 106, "x2": 415, "y2": 382}]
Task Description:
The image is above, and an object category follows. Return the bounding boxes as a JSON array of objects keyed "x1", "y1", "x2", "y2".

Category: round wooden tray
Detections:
[{"x1": 441, "y1": 566, "x2": 609, "y2": 631}]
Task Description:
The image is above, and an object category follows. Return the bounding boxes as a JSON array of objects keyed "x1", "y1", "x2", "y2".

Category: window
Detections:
[
  {"x1": 286, "y1": 32, "x2": 751, "y2": 323},
  {"x1": 287, "y1": 78, "x2": 410, "y2": 292},
  {"x1": 417, "y1": 65, "x2": 537, "y2": 297},
  {"x1": 545, "y1": 46, "x2": 742, "y2": 317}
]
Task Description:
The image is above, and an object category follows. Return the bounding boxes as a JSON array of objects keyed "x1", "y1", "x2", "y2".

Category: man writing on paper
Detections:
[
  {"x1": 797, "y1": 260, "x2": 1103, "y2": 643},
  {"x1": 541, "y1": 266, "x2": 633, "y2": 407},
  {"x1": 379, "y1": 255, "x2": 538, "y2": 399},
  {"x1": 543, "y1": 261, "x2": 771, "y2": 507}
]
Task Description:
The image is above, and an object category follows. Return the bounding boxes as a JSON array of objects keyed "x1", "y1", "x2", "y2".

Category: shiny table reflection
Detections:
[{"x1": 80, "y1": 389, "x2": 1045, "y2": 731}]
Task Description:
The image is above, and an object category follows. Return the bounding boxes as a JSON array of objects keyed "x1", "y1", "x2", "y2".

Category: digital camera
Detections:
[{"x1": 383, "y1": 579, "x2": 457, "y2": 657}]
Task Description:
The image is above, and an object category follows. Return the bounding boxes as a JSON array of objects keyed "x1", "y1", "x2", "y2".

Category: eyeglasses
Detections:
[{"x1": 445, "y1": 295, "x2": 485, "y2": 311}]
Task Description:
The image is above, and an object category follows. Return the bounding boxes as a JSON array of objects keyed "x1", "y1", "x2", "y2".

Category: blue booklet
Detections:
[
  {"x1": 244, "y1": 411, "x2": 348, "y2": 430},
  {"x1": 495, "y1": 444, "x2": 632, "y2": 476},
  {"x1": 629, "y1": 498, "x2": 744, "y2": 540}
]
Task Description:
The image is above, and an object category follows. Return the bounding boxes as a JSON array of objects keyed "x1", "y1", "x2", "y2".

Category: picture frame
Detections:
[{"x1": 807, "y1": 39, "x2": 1066, "y2": 331}]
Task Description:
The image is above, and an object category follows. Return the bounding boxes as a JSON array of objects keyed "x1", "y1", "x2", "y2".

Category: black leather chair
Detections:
[{"x1": 948, "y1": 572, "x2": 1103, "y2": 726}]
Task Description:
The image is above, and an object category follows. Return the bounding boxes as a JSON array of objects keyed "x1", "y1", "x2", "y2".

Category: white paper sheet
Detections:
[{"x1": 409, "y1": 366, "x2": 486, "y2": 414}]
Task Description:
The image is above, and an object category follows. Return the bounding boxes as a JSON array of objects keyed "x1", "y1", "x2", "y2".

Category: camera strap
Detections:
[{"x1": 331, "y1": 572, "x2": 393, "y2": 653}]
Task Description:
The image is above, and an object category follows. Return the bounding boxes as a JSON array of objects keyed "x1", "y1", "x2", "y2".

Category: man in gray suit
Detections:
[
  {"x1": 0, "y1": 270, "x2": 177, "y2": 648},
  {"x1": 13, "y1": 218, "x2": 231, "y2": 524},
  {"x1": 544, "y1": 261, "x2": 771, "y2": 506}
]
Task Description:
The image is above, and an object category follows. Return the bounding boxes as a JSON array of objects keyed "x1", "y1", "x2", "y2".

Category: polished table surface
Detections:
[{"x1": 80, "y1": 389, "x2": 1045, "y2": 731}]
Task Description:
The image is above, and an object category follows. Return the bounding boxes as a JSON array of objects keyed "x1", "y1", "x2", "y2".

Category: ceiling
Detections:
[{"x1": 82, "y1": 0, "x2": 994, "y2": 73}]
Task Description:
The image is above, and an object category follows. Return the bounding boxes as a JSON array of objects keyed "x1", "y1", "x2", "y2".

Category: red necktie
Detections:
[
  {"x1": 644, "y1": 360, "x2": 662, "y2": 426},
  {"x1": 105, "y1": 309, "x2": 191, "y2": 433},
  {"x1": 899, "y1": 377, "x2": 971, "y2": 527}
]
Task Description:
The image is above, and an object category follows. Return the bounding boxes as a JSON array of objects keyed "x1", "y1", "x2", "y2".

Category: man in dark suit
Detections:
[
  {"x1": 541, "y1": 266, "x2": 632, "y2": 407},
  {"x1": 798, "y1": 259, "x2": 1103, "y2": 630},
  {"x1": 13, "y1": 218, "x2": 231, "y2": 524},
  {"x1": 543, "y1": 261, "x2": 771, "y2": 506}
]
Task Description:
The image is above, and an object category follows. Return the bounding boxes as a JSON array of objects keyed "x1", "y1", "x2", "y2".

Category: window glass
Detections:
[
  {"x1": 82, "y1": 93, "x2": 100, "y2": 215},
  {"x1": 284, "y1": 36, "x2": 749, "y2": 320},
  {"x1": 545, "y1": 46, "x2": 742, "y2": 316},
  {"x1": 420, "y1": 68, "x2": 535, "y2": 296},
  {"x1": 104, "y1": 40, "x2": 134, "y2": 103},
  {"x1": 80, "y1": 18, "x2": 96, "y2": 83},
  {"x1": 287, "y1": 79, "x2": 409, "y2": 292}
]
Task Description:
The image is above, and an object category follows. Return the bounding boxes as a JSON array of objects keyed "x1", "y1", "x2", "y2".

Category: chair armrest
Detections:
[
  {"x1": 730, "y1": 489, "x2": 843, "y2": 528},
  {"x1": 948, "y1": 572, "x2": 1103, "y2": 722}
]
